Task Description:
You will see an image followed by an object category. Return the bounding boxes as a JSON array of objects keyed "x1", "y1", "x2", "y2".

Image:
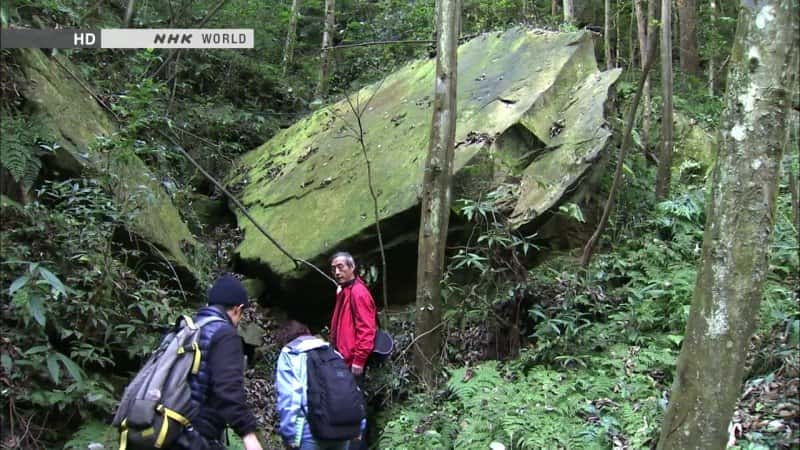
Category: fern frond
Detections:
[{"x1": 0, "y1": 112, "x2": 46, "y2": 189}]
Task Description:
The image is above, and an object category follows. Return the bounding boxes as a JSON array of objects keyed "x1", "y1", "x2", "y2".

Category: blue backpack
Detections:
[{"x1": 305, "y1": 346, "x2": 365, "y2": 440}]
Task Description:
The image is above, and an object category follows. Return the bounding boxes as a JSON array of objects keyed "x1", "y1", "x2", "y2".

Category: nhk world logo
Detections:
[{"x1": 0, "y1": 29, "x2": 254, "y2": 49}]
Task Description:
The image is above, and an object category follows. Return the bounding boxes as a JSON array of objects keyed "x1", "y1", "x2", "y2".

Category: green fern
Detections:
[{"x1": 0, "y1": 112, "x2": 48, "y2": 190}]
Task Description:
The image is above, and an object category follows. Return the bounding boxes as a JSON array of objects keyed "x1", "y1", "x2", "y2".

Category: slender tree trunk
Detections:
[
  {"x1": 677, "y1": 0, "x2": 700, "y2": 74},
  {"x1": 581, "y1": 19, "x2": 659, "y2": 268},
  {"x1": 414, "y1": 0, "x2": 461, "y2": 386},
  {"x1": 315, "y1": 0, "x2": 336, "y2": 98},
  {"x1": 282, "y1": 0, "x2": 301, "y2": 76},
  {"x1": 617, "y1": 0, "x2": 623, "y2": 68},
  {"x1": 563, "y1": 0, "x2": 575, "y2": 24},
  {"x1": 789, "y1": 124, "x2": 800, "y2": 252},
  {"x1": 341, "y1": 90, "x2": 391, "y2": 312},
  {"x1": 629, "y1": 2, "x2": 637, "y2": 70},
  {"x1": 657, "y1": 1, "x2": 798, "y2": 448},
  {"x1": 634, "y1": 0, "x2": 647, "y2": 68},
  {"x1": 634, "y1": 0, "x2": 655, "y2": 153},
  {"x1": 124, "y1": 0, "x2": 136, "y2": 27},
  {"x1": 791, "y1": 168, "x2": 800, "y2": 246},
  {"x1": 605, "y1": 0, "x2": 613, "y2": 69},
  {"x1": 552, "y1": 0, "x2": 561, "y2": 18},
  {"x1": 655, "y1": 0, "x2": 674, "y2": 199},
  {"x1": 149, "y1": 0, "x2": 229, "y2": 78},
  {"x1": 708, "y1": 0, "x2": 718, "y2": 95}
]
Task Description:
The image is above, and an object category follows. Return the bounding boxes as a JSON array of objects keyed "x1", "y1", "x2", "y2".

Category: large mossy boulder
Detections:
[
  {"x1": 673, "y1": 113, "x2": 716, "y2": 168},
  {"x1": 17, "y1": 48, "x2": 203, "y2": 284},
  {"x1": 232, "y1": 28, "x2": 621, "y2": 279}
]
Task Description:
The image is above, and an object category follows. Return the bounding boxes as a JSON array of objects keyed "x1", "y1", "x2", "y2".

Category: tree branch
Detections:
[
  {"x1": 580, "y1": 18, "x2": 660, "y2": 268},
  {"x1": 155, "y1": 129, "x2": 337, "y2": 286},
  {"x1": 330, "y1": 39, "x2": 433, "y2": 50},
  {"x1": 150, "y1": 0, "x2": 229, "y2": 78}
]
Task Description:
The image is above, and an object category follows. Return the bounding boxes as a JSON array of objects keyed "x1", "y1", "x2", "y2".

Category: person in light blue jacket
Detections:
[{"x1": 275, "y1": 320, "x2": 353, "y2": 450}]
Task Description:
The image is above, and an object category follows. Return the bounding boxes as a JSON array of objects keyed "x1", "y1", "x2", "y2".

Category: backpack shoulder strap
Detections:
[
  {"x1": 194, "y1": 315, "x2": 227, "y2": 329},
  {"x1": 307, "y1": 346, "x2": 326, "y2": 363}
]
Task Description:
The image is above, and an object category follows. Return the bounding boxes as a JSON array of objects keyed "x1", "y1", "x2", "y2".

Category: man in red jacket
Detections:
[{"x1": 329, "y1": 251, "x2": 377, "y2": 379}]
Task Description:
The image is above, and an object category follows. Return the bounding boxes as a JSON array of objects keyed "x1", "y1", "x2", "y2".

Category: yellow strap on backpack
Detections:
[
  {"x1": 183, "y1": 315, "x2": 197, "y2": 330},
  {"x1": 191, "y1": 342, "x2": 202, "y2": 374},
  {"x1": 155, "y1": 404, "x2": 191, "y2": 448},
  {"x1": 119, "y1": 418, "x2": 128, "y2": 450}
]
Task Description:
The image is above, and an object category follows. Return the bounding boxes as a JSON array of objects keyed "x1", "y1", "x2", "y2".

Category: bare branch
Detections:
[{"x1": 580, "y1": 17, "x2": 660, "y2": 268}]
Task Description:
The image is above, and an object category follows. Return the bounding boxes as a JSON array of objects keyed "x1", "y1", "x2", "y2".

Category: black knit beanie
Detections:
[{"x1": 208, "y1": 274, "x2": 250, "y2": 308}]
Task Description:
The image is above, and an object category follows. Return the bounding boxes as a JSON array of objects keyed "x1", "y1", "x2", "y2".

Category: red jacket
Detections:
[{"x1": 330, "y1": 277, "x2": 377, "y2": 368}]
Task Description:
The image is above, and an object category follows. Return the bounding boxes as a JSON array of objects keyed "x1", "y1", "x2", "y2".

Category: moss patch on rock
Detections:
[
  {"x1": 18, "y1": 48, "x2": 202, "y2": 282},
  {"x1": 232, "y1": 28, "x2": 620, "y2": 278},
  {"x1": 673, "y1": 112, "x2": 716, "y2": 169}
]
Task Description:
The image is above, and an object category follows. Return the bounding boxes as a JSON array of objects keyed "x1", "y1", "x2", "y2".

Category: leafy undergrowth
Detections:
[
  {"x1": 379, "y1": 339, "x2": 676, "y2": 449},
  {"x1": 729, "y1": 319, "x2": 800, "y2": 449},
  {"x1": 374, "y1": 153, "x2": 798, "y2": 449},
  {"x1": 63, "y1": 422, "x2": 251, "y2": 450}
]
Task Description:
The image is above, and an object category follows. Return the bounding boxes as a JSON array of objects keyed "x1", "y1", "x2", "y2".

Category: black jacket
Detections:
[{"x1": 191, "y1": 306, "x2": 257, "y2": 441}]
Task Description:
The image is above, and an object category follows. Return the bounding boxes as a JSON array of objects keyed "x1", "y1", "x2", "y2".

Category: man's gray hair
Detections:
[{"x1": 330, "y1": 251, "x2": 356, "y2": 268}]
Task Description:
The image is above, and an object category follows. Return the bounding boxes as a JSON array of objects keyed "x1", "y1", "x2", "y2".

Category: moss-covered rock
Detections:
[
  {"x1": 673, "y1": 112, "x2": 716, "y2": 169},
  {"x1": 17, "y1": 48, "x2": 202, "y2": 283},
  {"x1": 232, "y1": 28, "x2": 620, "y2": 279}
]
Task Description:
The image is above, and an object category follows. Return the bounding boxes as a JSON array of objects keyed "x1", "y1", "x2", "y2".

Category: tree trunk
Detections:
[
  {"x1": 790, "y1": 125, "x2": 800, "y2": 250},
  {"x1": 581, "y1": 16, "x2": 659, "y2": 268},
  {"x1": 414, "y1": 0, "x2": 461, "y2": 387},
  {"x1": 792, "y1": 168, "x2": 800, "y2": 246},
  {"x1": 315, "y1": 0, "x2": 336, "y2": 99},
  {"x1": 634, "y1": 0, "x2": 655, "y2": 153},
  {"x1": 552, "y1": 0, "x2": 560, "y2": 18},
  {"x1": 657, "y1": 1, "x2": 798, "y2": 448},
  {"x1": 281, "y1": 0, "x2": 301, "y2": 76},
  {"x1": 563, "y1": 0, "x2": 575, "y2": 24},
  {"x1": 124, "y1": 0, "x2": 136, "y2": 27},
  {"x1": 617, "y1": 0, "x2": 623, "y2": 68},
  {"x1": 605, "y1": 0, "x2": 613, "y2": 69},
  {"x1": 708, "y1": 0, "x2": 718, "y2": 95},
  {"x1": 655, "y1": 0, "x2": 674, "y2": 200},
  {"x1": 677, "y1": 0, "x2": 700, "y2": 74},
  {"x1": 149, "y1": 0, "x2": 229, "y2": 79}
]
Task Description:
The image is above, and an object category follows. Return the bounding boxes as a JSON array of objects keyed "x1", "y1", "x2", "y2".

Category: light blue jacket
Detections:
[{"x1": 275, "y1": 335, "x2": 328, "y2": 447}]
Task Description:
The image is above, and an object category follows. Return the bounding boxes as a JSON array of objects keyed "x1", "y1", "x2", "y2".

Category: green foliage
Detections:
[
  {"x1": 442, "y1": 184, "x2": 537, "y2": 362},
  {"x1": 110, "y1": 77, "x2": 168, "y2": 133},
  {"x1": 0, "y1": 111, "x2": 53, "y2": 190},
  {"x1": 8, "y1": 261, "x2": 68, "y2": 328},
  {"x1": 63, "y1": 421, "x2": 118, "y2": 450},
  {"x1": 380, "y1": 136, "x2": 796, "y2": 447},
  {"x1": 0, "y1": 178, "x2": 192, "y2": 445},
  {"x1": 380, "y1": 345, "x2": 674, "y2": 449}
]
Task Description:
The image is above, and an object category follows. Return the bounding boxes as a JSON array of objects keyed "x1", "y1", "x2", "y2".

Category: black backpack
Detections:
[
  {"x1": 347, "y1": 305, "x2": 394, "y2": 365},
  {"x1": 305, "y1": 346, "x2": 366, "y2": 440},
  {"x1": 111, "y1": 315, "x2": 225, "y2": 450}
]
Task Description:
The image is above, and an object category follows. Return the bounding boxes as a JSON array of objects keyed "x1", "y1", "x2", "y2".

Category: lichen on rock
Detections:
[
  {"x1": 232, "y1": 28, "x2": 621, "y2": 279},
  {"x1": 17, "y1": 48, "x2": 203, "y2": 284}
]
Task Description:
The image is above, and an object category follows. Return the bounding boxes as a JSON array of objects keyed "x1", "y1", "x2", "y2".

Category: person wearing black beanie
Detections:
[
  {"x1": 173, "y1": 274, "x2": 263, "y2": 450},
  {"x1": 208, "y1": 274, "x2": 251, "y2": 311}
]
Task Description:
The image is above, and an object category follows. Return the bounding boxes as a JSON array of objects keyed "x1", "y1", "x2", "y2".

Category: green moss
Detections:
[
  {"x1": 673, "y1": 112, "x2": 716, "y2": 168},
  {"x1": 19, "y1": 49, "x2": 113, "y2": 169},
  {"x1": 511, "y1": 68, "x2": 622, "y2": 224},
  {"x1": 17, "y1": 49, "x2": 202, "y2": 281},
  {"x1": 233, "y1": 28, "x2": 619, "y2": 277}
]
